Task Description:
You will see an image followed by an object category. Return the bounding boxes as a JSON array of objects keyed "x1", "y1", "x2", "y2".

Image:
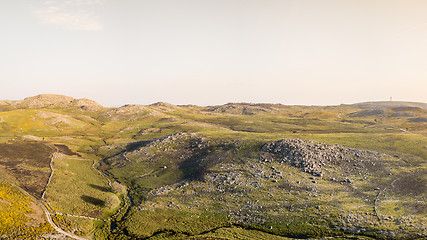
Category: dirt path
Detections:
[
  {"x1": 43, "y1": 149, "x2": 130, "y2": 223},
  {"x1": 39, "y1": 147, "x2": 89, "y2": 239},
  {"x1": 38, "y1": 144, "x2": 134, "y2": 238},
  {"x1": 374, "y1": 177, "x2": 401, "y2": 222},
  {"x1": 1, "y1": 177, "x2": 87, "y2": 240},
  {"x1": 41, "y1": 151, "x2": 56, "y2": 213},
  {"x1": 383, "y1": 123, "x2": 416, "y2": 134},
  {"x1": 42, "y1": 151, "x2": 105, "y2": 221}
]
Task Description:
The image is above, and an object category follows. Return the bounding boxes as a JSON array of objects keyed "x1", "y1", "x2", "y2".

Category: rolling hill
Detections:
[{"x1": 0, "y1": 95, "x2": 425, "y2": 239}]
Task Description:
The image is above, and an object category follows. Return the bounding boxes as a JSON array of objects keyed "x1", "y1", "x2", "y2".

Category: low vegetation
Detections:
[
  {"x1": 0, "y1": 141, "x2": 52, "y2": 197},
  {"x1": 0, "y1": 95, "x2": 425, "y2": 239},
  {"x1": 0, "y1": 180, "x2": 53, "y2": 238}
]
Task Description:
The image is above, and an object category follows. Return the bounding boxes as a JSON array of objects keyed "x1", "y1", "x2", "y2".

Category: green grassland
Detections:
[
  {"x1": 0, "y1": 97, "x2": 425, "y2": 239},
  {"x1": 44, "y1": 154, "x2": 119, "y2": 237}
]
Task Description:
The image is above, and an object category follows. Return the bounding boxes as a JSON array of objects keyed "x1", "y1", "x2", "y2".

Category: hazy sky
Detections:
[{"x1": 1, "y1": 0, "x2": 427, "y2": 106}]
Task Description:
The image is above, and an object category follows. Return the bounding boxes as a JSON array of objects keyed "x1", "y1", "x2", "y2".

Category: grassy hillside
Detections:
[
  {"x1": 102, "y1": 134, "x2": 426, "y2": 239},
  {"x1": 0, "y1": 95, "x2": 425, "y2": 239}
]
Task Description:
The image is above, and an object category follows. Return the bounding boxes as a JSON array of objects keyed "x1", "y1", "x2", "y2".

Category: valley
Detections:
[{"x1": 0, "y1": 94, "x2": 425, "y2": 239}]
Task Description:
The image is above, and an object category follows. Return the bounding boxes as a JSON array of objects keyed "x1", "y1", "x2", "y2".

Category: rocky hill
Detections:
[
  {"x1": 203, "y1": 102, "x2": 286, "y2": 115},
  {"x1": 0, "y1": 96, "x2": 425, "y2": 239},
  {"x1": 0, "y1": 94, "x2": 104, "y2": 111},
  {"x1": 263, "y1": 138, "x2": 387, "y2": 177},
  {"x1": 99, "y1": 104, "x2": 163, "y2": 121},
  {"x1": 101, "y1": 133, "x2": 425, "y2": 239}
]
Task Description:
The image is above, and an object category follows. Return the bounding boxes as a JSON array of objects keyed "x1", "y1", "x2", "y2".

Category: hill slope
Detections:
[
  {"x1": 0, "y1": 95, "x2": 425, "y2": 239},
  {"x1": 350, "y1": 101, "x2": 427, "y2": 110},
  {"x1": 0, "y1": 94, "x2": 104, "y2": 111},
  {"x1": 101, "y1": 133, "x2": 426, "y2": 239}
]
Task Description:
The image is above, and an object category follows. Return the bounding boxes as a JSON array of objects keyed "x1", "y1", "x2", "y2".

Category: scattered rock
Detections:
[{"x1": 262, "y1": 139, "x2": 385, "y2": 177}]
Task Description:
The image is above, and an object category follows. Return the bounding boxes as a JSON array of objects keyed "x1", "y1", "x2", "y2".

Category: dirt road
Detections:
[{"x1": 2, "y1": 177, "x2": 87, "y2": 240}]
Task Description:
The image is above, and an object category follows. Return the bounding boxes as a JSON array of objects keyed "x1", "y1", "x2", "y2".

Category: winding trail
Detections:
[
  {"x1": 42, "y1": 152, "x2": 105, "y2": 222},
  {"x1": 383, "y1": 123, "x2": 415, "y2": 134},
  {"x1": 40, "y1": 146, "x2": 89, "y2": 239},
  {"x1": 123, "y1": 152, "x2": 131, "y2": 162},
  {"x1": 1, "y1": 177, "x2": 86, "y2": 240},
  {"x1": 42, "y1": 147, "x2": 131, "y2": 226},
  {"x1": 41, "y1": 150, "x2": 57, "y2": 213},
  {"x1": 373, "y1": 188, "x2": 383, "y2": 221},
  {"x1": 373, "y1": 178, "x2": 401, "y2": 222}
]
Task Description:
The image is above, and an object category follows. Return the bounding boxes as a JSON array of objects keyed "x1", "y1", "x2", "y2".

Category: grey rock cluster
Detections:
[{"x1": 262, "y1": 139, "x2": 384, "y2": 177}]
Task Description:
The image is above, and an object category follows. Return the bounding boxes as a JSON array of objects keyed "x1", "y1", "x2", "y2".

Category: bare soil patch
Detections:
[
  {"x1": 25, "y1": 202, "x2": 45, "y2": 227},
  {"x1": 0, "y1": 141, "x2": 51, "y2": 167},
  {"x1": 0, "y1": 141, "x2": 52, "y2": 197},
  {"x1": 54, "y1": 144, "x2": 81, "y2": 157},
  {"x1": 392, "y1": 173, "x2": 426, "y2": 196}
]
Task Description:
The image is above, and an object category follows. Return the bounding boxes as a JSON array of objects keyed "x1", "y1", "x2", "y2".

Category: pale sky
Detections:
[{"x1": 1, "y1": 0, "x2": 427, "y2": 106}]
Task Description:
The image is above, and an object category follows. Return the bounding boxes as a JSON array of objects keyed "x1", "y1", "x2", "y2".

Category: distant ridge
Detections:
[
  {"x1": 204, "y1": 102, "x2": 287, "y2": 115},
  {"x1": 350, "y1": 101, "x2": 427, "y2": 110},
  {"x1": 0, "y1": 94, "x2": 104, "y2": 111},
  {"x1": 1, "y1": 95, "x2": 426, "y2": 112},
  {"x1": 149, "y1": 102, "x2": 179, "y2": 111}
]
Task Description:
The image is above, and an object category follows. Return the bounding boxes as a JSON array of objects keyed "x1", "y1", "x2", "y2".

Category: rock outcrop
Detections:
[
  {"x1": 69, "y1": 98, "x2": 104, "y2": 111},
  {"x1": 204, "y1": 103, "x2": 285, "y2": 115},
  {"x1": 262, "y1": 139, "x2": 386, "y2": 177},
  {"x1": 3, "y1": 94, "x2": 104, "y2": 111},
  {"x1": 22, "y1": 94, "x2": 75, "y2": 108},
  {"x1": 99, "y1": 104, "x2": 163, "y2": 120},
  {"x1": 149, "y1": 102, "x2": 179, "y2": 112}
]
